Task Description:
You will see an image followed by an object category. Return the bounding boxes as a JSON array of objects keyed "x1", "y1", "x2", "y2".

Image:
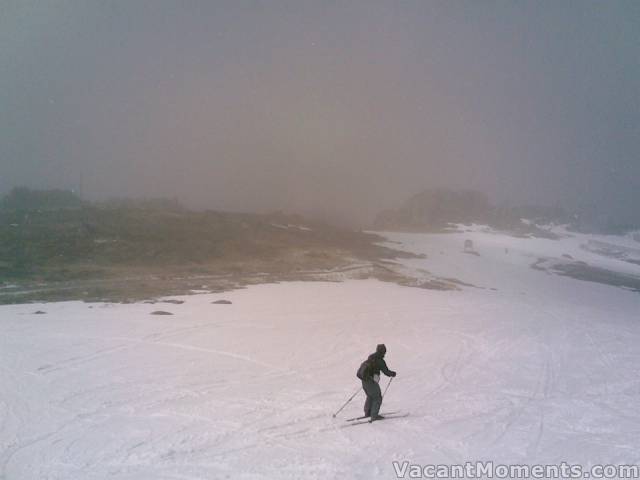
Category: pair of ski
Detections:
[{"x1": 344, "y1": 411, "x2": 409, "y2": 426}]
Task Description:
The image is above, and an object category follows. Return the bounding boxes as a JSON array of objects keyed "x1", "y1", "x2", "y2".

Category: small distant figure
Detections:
[
  {"x1": 356, "y1": 344, "x2": 396, "y2": 421},
  {"x1": 464, "y1": 239, "x2": 474, "y2": 252},
  {"x1": 505, "y1": 248, "x2": 509, "y2": 254}
]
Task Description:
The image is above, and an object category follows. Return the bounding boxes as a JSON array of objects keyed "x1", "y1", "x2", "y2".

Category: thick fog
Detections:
[{"x1": 1, "y1": 1, "x2": 638, "y2": 225}]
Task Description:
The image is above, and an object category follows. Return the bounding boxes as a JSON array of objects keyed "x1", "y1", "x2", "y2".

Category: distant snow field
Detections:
[{"x1": 2, "y1": 228, "x2": 640, "y2": 479}]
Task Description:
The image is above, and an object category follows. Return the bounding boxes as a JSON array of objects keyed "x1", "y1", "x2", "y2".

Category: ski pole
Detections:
[
  {"x1": 381, "y1": 376, "x2": 393, "y2": 399},
  {"x1": 332, "y1": 386, "x2": 361, "y2": 418}
]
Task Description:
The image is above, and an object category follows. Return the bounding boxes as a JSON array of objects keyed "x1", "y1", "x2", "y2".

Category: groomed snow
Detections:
[{"x1": 1, "y1": 229, "x2": 640, "y2": 479}]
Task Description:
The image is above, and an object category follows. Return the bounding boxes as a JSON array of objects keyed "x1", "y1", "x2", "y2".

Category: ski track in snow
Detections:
[{"x1": 2, "y1": 228, "x2": 640, "y2": 479}]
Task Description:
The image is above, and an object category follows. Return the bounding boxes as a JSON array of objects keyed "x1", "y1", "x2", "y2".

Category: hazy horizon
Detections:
[{"x1": 2, "y1": 1, "x2": 638, "y2": 226}]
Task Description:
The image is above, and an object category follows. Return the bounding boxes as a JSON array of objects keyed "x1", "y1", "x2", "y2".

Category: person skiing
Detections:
[{"x1": 356, "y1": 344, "x2": 396, "y2": 421}]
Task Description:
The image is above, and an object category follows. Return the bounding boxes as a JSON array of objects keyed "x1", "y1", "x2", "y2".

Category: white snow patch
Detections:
[{"x1": 270, "y1": 223, "x2": 312, "y2": 232}]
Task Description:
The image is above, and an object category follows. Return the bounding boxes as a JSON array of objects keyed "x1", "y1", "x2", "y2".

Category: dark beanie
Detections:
[{"x1": 376, "y1": 344, "x2": 387, "y2": 355}]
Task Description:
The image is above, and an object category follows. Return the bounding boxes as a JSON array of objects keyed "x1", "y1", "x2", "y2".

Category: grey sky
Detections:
[{"x1": 1, "y1": 1, "x2": 638, "y2": 225}]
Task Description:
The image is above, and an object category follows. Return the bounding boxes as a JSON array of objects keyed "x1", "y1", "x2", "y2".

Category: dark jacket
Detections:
[{"x1": 364, "y1": 351, "x2": 396, "y2": 379}]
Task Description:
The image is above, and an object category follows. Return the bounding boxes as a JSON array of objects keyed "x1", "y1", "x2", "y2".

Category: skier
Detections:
[{"x1": 357, "y1": 344, "x2": 396, "y2": 421}]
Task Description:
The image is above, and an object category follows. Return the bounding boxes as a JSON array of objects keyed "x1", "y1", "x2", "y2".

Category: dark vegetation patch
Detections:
[
  {"x1": 0, "y1": 189, "x2": 422, "y2": 304},
  {"x1": 581, "y1": 240, "x2": 640, "y2": 267},
  {"x1": 530, "y1": 258, "x2": 548, "y2": 271},
  {"x1": 440, "y1": 277, "x2": 481, "y2": 288},
  {"x1": 531, "y1": 257, "x2": 640, "y2": 294},
  {"x1": 551, "y1": 263, "x2": 640, "y2": 293}
]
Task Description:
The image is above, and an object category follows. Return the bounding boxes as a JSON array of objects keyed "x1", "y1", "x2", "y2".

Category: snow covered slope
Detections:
[{"x1": 1, "y1": 229, "x2": 640, "y2": 479}]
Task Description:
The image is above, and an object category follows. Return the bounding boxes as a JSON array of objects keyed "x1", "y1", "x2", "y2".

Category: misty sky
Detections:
[{"x1": 1, "y1": 1, "x2": 639, "y2": 225}]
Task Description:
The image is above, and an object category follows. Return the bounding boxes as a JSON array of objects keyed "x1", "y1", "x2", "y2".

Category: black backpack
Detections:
[{"x1": 356, "y1": 358, "x2": 373, "y2": 380}]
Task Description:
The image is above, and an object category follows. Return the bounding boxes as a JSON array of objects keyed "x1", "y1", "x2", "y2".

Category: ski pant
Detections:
[{"x1": 362, "y1": 378, "x2": 382, "y2": 418}]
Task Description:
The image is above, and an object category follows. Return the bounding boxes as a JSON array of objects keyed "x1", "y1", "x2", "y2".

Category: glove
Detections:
[{"x1": 390, "y1": 371, "x2": 397, "y2": 377}]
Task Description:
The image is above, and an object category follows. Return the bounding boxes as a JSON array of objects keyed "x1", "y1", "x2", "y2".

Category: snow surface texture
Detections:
[{"x1": 1, "y1": 228, "x2": 640, "y2": 479}]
